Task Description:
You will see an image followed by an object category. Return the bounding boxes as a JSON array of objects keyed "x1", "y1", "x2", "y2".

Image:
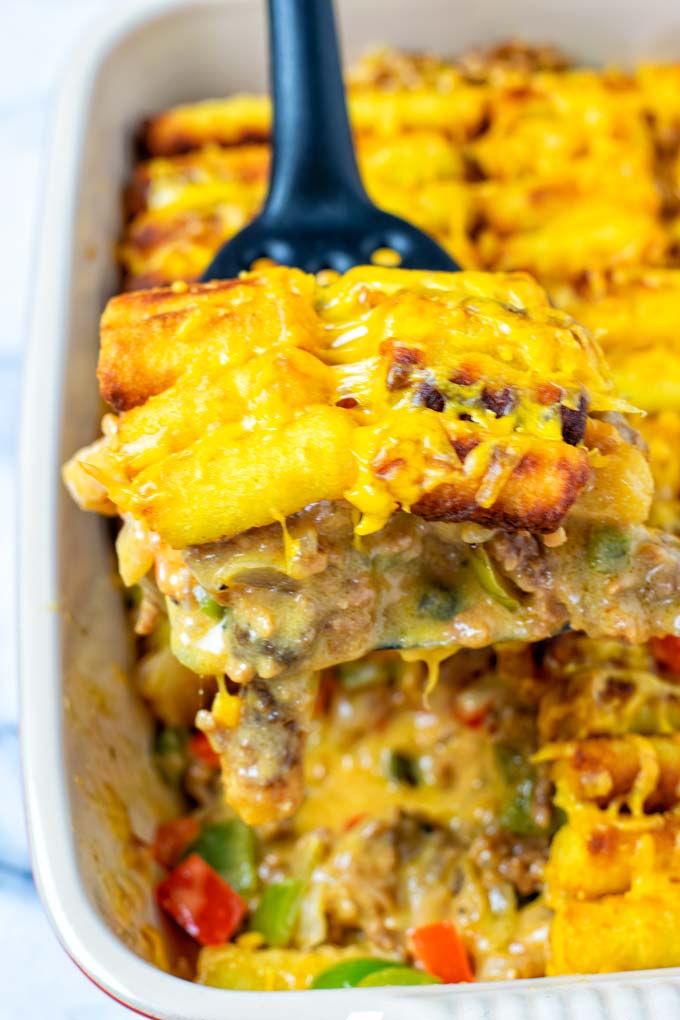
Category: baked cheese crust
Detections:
[{"x1": 72, "y1": 265, "x2": 645, "y2": 547}]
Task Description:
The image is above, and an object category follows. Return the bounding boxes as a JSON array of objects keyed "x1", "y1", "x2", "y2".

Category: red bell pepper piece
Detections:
[
  {"x1": 453, "y1": 688, "x2": 492, "y2": 729},
  {"x1": 410, "y1": 920, "x2": 474, "y2": 983},
  {"x1": 156, "y1": 853, "x2": 247, "y2": 946},
  {"x1": 343, "y1": 813, "x2": 368, "y2": 832},
  {"x1": 453, "y1": 702, "x2": 490, "y2": 729},
  {"x1": 188, "y1": 731, "x2": 220, "y2": 767},
  {"x1": 153, "y1": 816, "x2": 200, "y2": 870},
  {"x1": 314, "y1": 673, "x2": 337, "y2": 716},
  {"x1": 651, "y1": 636, "x2": 680, "y2": 674}
]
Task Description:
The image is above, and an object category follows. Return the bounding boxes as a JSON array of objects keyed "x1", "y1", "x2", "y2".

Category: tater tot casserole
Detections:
[{"x1": 63, "y1": 41, "x2": 680, "y2": 989}]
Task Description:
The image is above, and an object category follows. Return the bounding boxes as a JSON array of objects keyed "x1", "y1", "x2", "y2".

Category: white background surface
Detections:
[{"x1": 2, "y1": 1, "x2": 128, "y2": 1015}]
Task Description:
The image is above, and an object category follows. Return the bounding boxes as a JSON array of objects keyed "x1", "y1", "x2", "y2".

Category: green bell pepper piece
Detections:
[
  {"x1": 418, "y1": 586, "x2": 459, "y2": 621},
  {"x1": 311, "y1": 958, "x2": 402, "y2": 989},
  {"x1": 359, "y1": 966, "x2": 441, "y2": 987},
  {"x1": 194, "y1": 585, "x2": 227, "y2": 620},
  {"x1": 251, "y1": 878, "x2": 304, "y2": 947},
  {"x1": 470, "y1": 546, "x2": 520, "y2": 611},
  {"x1": 153, "y1": 726, "x2": 187, "y2": 787},
  {"x1": 587, "y1": 525, "x2": 631, "y2": 574},
  {"x1": 500, "y1": 776, "x2": 544, "y2": 836},
  {"x1": 385, "y1": 749, "x2": 420, "y2": 787},
  {"x1": 185, "y1": 819, "x2": 258, "y2": 895},
  {"x1": 495, "y1": 743, "x2": 563, "y2": 836}
]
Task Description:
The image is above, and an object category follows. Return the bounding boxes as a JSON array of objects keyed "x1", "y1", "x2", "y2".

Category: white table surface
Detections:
[{"x1": 1, "y1": 1, "x2": 129, "y2": 1016}]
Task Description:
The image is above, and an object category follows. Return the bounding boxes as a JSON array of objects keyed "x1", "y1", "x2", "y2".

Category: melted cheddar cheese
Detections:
[
  {"x1": 67, "y1": 265, "x2": 643, "y2": 548},
  {"x1": 122, "y1": 52, "x2": 680, "y2": 302}
]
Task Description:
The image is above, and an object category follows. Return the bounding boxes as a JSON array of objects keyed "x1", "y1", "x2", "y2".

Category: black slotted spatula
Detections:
[{"x1": 202, "y1": 0, "x2": 460, "y2": 280}]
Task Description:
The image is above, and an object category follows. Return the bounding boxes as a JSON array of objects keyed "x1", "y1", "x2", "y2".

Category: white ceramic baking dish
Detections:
[{"x1": 19, "y1": 0, "x2": 680, "y2": 1016}]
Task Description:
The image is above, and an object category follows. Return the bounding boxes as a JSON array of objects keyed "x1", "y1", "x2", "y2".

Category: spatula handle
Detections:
[{"x1": 263, "y1": 0, "x2": 369, "y2": 219}]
